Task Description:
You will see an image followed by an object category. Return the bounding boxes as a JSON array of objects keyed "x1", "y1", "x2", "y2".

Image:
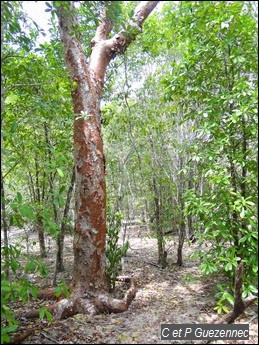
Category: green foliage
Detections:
[
  {"x1": 2, "y1": 1, "x2": 41, "y2": 52},
  {"x1": 8, "y1": 192, "x2": 35, "y2": 229},
  {"x1": 1, "y1": 273, "x2": 19, "y2": 344},
  {"x1": 54, "y1": 280, "x2": 71, "y2": 299},
  {"x1": 39, "y1": 306, "x2": 52, "y2": 323},
  {"x1": 1, "y1": 271, "x2": 38, "y2": 343},
  {"x1": 1, "y1": 238, "x2": 49, "y2": 343},
  {"x1": 162, "y1": 0, "x2": 258, "y2": 311},
  {"x1": 24, "y1": 257, "x2": 48, "y2": 277},
  {"x1": 214, "y1": 284, "x2": 234, "y2": 314},
  {"x1": 2, "y1": 0, "x2": 74, "y2": 263},
  {"x1": 106, "y1": 211, "x2": 129, "y2": 291}
]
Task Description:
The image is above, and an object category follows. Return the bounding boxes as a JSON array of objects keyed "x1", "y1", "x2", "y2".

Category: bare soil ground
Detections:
[{"x1": 2, "y1": 226, "x2": 258, "y2": 344}]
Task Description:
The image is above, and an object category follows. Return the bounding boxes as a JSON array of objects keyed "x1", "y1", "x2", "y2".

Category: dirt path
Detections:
[{"x1": 3, "y1": 226, "x2": 258, "y2": 344}]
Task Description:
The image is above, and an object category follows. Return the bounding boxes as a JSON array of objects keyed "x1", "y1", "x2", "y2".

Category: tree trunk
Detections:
[
  {"x1": 177, "y1": 225, "x2": 185, "y2": 267},
  {"x1": 177, "y1": 157, "x2": 185, "y2": 266},
  {"x1": 34, "y1": 151, "x2": 47, "y2": 258},
  {"x1": 219, "y1": 261, "x2": 257, "y2": 324},
  {"x1": 56, "y1": 2, "x2": 110, "y2": 294},
  {"x1": 53, "y1": 165, "x2": 75, "y2": 285},
  {"x1": 37, "y1": 217, "x2": 47, "y2": 258},
  {"x1": 153, "y1": 177, "x2": 166, "y2": 268},
  {"x1": 38, "y1": 1, "x2": 159, "y2": 318}
]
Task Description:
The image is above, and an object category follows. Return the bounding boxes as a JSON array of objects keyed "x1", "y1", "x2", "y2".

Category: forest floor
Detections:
[{"x1": 3, "y1": 225, "x2": 258, "y2": 344}]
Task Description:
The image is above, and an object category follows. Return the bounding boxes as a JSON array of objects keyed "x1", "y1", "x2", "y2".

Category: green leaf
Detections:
[
  {"x1": 224, "y1": 293, "x2": 234, "y2": 305},
  {"x1": 58, "y1": 196, "x2": 65, "y2": 207},
  {"x1": 1, "y1": 333, "x2": 10, "y2": 344},
  {"x1": 239, "y1": 236, "x2": 247, "y2": 244},
  {"x1": 25, "y1": 261, "x2": 37, "y2": 273},
  {"x1": 57, "y1": 168, "x2": 64, "y2": 177},
  {"x1": 245, "y1": 200, "x2": 255, "y2": 206},
  {"x1": 16, "y1": 192, "x2": 22, "y2": 204},
  {"x1": 224, "y1": 262, "x2": 232, "y2": 271},
  {"x1": 20, "y1": 205, "x2": 34, "y2": 220},
  {"x1": 45, "y1": 310, "x2": 53, "y2": 322},
  {"x1": 11, "y1": 121, "x2": 19, "y2": 132},
  {"x1": 39, "y1": 307, "x2": 45, "y2": 320},
  {"x1": 214, "y1": 305, "x2": 222, "y2": 314},
  {"x1": 5, "y1": 324, "x2": 18, "y2": 332},
  {"x1": 222, "y1": 305, "x2": 230, "y2": 313},
  {"x1": 59, "y1": 185, "x2": 66, "y2": 194},
  {"x1": 53, "y1": 197, "x2": 59, "y2": 206},
  {"x1": 54, "y1": 286, "x2": 62, "y2": 298}
]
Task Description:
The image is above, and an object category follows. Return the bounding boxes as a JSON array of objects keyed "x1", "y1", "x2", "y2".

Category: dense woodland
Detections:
[{"x1": 1, "y1": 1, "x2": 258, "y2": 344}]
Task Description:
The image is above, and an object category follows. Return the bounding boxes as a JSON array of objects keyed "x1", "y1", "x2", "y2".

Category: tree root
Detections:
[{"x1": 17, "y1": 276, "x2": 137, "y2": 320}]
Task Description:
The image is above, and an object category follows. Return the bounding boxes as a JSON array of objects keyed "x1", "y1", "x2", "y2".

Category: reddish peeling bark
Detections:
[
  {"x1": 45, "y1": 0, "x2": 159, "y2": 317},
  {"x1": 57, "y1": 3, "x2": 107, "y2": 294}
]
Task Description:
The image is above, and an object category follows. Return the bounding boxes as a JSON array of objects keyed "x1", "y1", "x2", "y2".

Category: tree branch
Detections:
[
  {"x1": 91, "y1": 6, "x2": 113, "y2": 44},
  {"x1": 89, "y1": 1, "x2": 159, "y2": 84}
]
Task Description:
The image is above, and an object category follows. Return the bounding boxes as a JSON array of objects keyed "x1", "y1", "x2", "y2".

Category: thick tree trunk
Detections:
[
  {"x1": 30, "y1": 0, "x2": 160, "y2": 318},
  {"x1": 57, "y1": 3, "x2": 108, "y2": 294},
  {"x1": 72, "y1": 75, "x2": 107, "y2": 293},
  {"x1": 57, "y1": 0, "x2": 159, "y2": 291}
]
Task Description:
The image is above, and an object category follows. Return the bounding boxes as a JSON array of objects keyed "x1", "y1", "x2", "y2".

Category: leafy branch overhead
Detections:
[{"x1": 55, "y1": 1, "x2": 159, "y2": 86}]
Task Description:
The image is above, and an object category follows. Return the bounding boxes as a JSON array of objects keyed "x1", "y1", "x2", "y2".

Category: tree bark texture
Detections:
[
  {"x1": 57, "y1": 3, "x2": 108, "y2": 294},
  {"x1": 53, "y1": 0, "x2": 159, "y2": 314}
]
